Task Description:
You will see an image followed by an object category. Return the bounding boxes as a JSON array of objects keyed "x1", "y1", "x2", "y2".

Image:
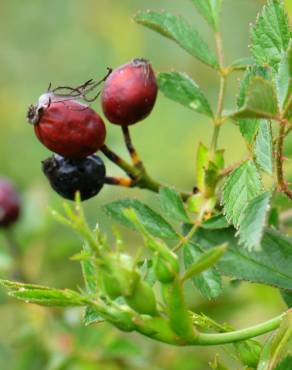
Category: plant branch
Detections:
[
  {"x1": 4, "y1": 230, "x2": 26, "y2": 281},
  {"x1": 121, "y1": 126, "x2": 144, "y2": 169},
  {"x1": 101, "y1": 145, "x2": 191, "y2": 200},
  {"x1": 276, "y1": 121, "x2": 292, "y2": 200}
]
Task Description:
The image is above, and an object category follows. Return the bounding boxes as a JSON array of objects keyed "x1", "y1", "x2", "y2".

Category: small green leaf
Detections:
[
  {"x1": 255, "y1": 120, "x2": 273, "y2": 175},
  {"x1": 133, "y1": 10, "x2": 219, "y2": 68},
  {"x1": 276, "y1": 40, "x2": 292, "y2": 109},
  {"x1": 103, "y1": 199, "x2": 178, "y2": 240},
  {"x1": 234, "y1": 77, "x2": 279, "y2": 120},
  {"x1": 0, "y1": 280, "x2": 86, "y2": 307},
  {"x1": 190, "y1": 0, "x2": 222, "y2": 30},
  {"x1": 222, "y1": 160, "x2": 263, "y2": 227},
  {"x1": 201, "y1": 214, "x2": 229, "y2": 230},
  {"x1": 81, "y1": 242, "x2": 98, "y2": 295},
  {"x1": 183, "y1": 244, "x2": 226, "y2": 281},
  {"x1": 229, "y1": 57, "x2": 255, "y2": 71},
  {"x1": 189, "y1": 226, "x2": 292, "y2": 290},
  {"x1": 238, "y1": 191, "x2": 272, "y2": 251},
  {"x1": 83, "y1": 306, "x2": 104, "y2": 326},
  {"x1": 159, "y1": 187, "x2": 190, "y2": 223},
  {"x1": 251, "y1": 0, "x2": 291, "y2": 70},
  {"x1": 184, "y1": 244, "x2": 222, "y2": 299},
  {"x1": 157, "y1": 72, "x2": 213, "y2": 117}
]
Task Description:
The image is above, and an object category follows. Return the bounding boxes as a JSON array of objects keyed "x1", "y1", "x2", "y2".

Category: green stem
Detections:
[
  {"x1": 4, "y1": 230, "x2": 26, "y2": 281},
  {"x1": 101, "y1": 144, "x2": 191, "y2": 201},
  {"x1": 276, "y1": 121, "x2": 292, "y2": 200},
  {"x1": 193, "y1": 313, "x2": 286, "y2": 346}
]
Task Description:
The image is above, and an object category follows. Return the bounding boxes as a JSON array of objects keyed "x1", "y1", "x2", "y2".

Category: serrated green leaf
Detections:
[
  {"x1": 277, "y1": 40, "x2": 292, "y2": 109},
  {"x1": 251, "y1": 0, "x2": 291, "y2": 70},
  {"x1": 234, "y1": 77, "x2": 280, "y2": 120},
  {"x1": 274, "y1": 356, "x2": 292, "y2": 370},
  {"x1": 190, "y1": 0, "x2": 222, "y2": 30},
  {"x1": 222, "y1": 160, "x2": 263, "y2": 227},
  {"x1": 159, "y1": 187, "x2": 190, "y2": 223},
  {"x1": 134, "y1": 10, "x2": 219, "y2": 68},
  {"x1": 237, "y1": 66, "x2": 270, "y2": 144},
  {"x1": 189, "y1": 226, "x2": 292, "y2": 290},
  {"x1": 157, "y1": 72, "x2": 213, "y2": 117},
  {"x1": 229, "y1": 57, "x2": 255, "y2": 71},
  {"x1": 238, "y1": 191, "x2": 272, "y2": 251},
  {"x1": 255, "y1": 120, "x2": 273, "y2": 174},
  {"x1": 81, "y1": 242, "x2": 98, "y2": 295},
  {"x1": 184, "y1": 243, "x2": 222, "y2": 300},
  {"x1": 103, "y1": 199, "x2": 178, "y2": 240},
  {"x1": 0, "y1": 280, "x2": 86, "y2": 307},
  {"x1": 83, "y1": 306, "x2": 104, "y2": 326}
]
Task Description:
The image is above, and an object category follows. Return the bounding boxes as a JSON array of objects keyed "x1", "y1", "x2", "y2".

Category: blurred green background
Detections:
[{"x1": 0, "y1": 1, "x2": 291, "y2": 369}]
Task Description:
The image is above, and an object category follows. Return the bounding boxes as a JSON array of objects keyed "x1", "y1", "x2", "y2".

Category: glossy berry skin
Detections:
[
  {"x1": 27, "y1": 93, "x2": 106, "y2": 159},
  {"x1": 0, "y1": 178, "x2": 21, "y2": 228},
  {"x1": 42, "y1": 154, "x2": 106, "y2": 201},
  {"x1": 101, "y1": 59, "x2": 158, "y2": 126}
]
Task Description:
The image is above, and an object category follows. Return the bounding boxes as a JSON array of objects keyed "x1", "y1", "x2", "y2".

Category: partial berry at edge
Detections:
[
  {"x1": 0, "y1": 178, "x2": 21, "y2": 228},
  {"x1": 27, "y1": 93, "x2": 106, "y2": 159},
  {"x1": 101, "y1": 58, "x2": 158, "y2": 126},
  {"x1": 42, "y1": 154, "x2": 106, "y2": 201}
]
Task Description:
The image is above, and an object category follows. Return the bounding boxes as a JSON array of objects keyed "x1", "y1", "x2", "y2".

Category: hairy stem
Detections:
[
  {"x1": 210, "y1": 32, "x2": 226, "y2": 157},
  {"x1": 276, "y1": 121, "x2": 292, "y2": 200}
]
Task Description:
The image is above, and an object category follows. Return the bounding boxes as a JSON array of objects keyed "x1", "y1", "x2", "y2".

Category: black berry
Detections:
[{"x1": 42, "y1": 155, "x2": 106, "y2": 201}]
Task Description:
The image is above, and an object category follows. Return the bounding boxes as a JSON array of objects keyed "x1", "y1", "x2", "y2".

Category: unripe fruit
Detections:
[
  {"x1": 27, "y1": 93, "x2": 106, "y2": 159},
  {"x1": 101, "y1": 58, "x2": 158, "y2": 126},
  {"x1": 0, "y1": 178, "x2": 21, "y2": 228},
  {"x1": 42, "y1": 154, "x2": 106, "y2": 201}
]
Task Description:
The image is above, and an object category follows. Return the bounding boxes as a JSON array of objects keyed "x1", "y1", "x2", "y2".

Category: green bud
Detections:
[
  {"x1": 187, "y1": 193, "x2": 205, "y2": 213},
  {"x1": 154, "y1": 254, "x2": 178, "y2": 283},
  {"x1": 102, "y1": 272, "x2": 122, "y2": 299},
  {"x1": 125, "y1": 279, "x2": 157, "y2": 316}
]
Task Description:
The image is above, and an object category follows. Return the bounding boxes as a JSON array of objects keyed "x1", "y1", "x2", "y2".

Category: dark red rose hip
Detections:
[
  {"x1": 27, "y1": 93, "x2": 106, "y2": 159},
  {"x1": 0, "y1": 178, "x2": 21, "y2": 228},
  {"x1": 42, "y1": 154, "x2": 106, "y2": 201},
  {"x1": 101, "y1": 59, "x2": 158, "y2": 126}
]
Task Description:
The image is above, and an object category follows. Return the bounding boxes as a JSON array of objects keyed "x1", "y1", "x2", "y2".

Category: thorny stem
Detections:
[{"x1": 276, "y1": 120, "x2": 292, "y2": 200}]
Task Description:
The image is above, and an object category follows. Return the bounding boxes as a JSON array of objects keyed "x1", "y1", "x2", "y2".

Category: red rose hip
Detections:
[
  {"x1": 27, "y1": 93, "x2": 106, "y2": 159},
  {"x1": 0, "y1": 178, "x2": 21, "y2": 228},
  {"x1": 101, "y1": 59, "x2": 158, "y2": 126}
]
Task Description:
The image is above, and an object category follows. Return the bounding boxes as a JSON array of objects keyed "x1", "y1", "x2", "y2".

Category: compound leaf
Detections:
[
  {"x1": 159, "y1": 187, "x2": 190, "y2": 223},
  {"x1": 255, "y1": 120, "x2": 273, "y2": 175},
  {"x1": 251, "y1": 0, "x2": 291, "y2": 70},
  {"x1": 134, "y1": 10, "x2": 219, "y2": 68}
]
